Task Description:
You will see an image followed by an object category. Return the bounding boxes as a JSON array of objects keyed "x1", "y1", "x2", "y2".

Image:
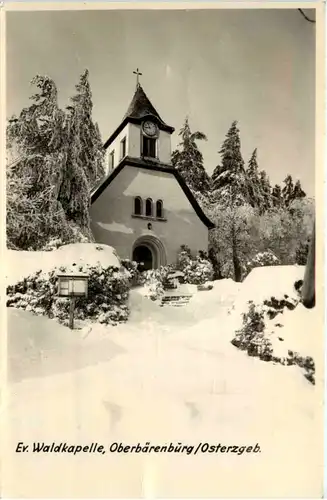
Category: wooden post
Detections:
[
  {"x1": 302, "y1": 222, "x2": 315, "y2": 309},
  {"x1": 69, "y1": 296, "x2": 76, "y2": 329}
]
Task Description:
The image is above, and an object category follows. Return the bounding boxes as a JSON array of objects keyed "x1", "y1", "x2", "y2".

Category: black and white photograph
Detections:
[{"x1": 2, "y1": 3, "x2": 324, "y2": 498}]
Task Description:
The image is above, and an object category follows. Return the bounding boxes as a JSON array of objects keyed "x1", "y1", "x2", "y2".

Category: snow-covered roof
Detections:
[{"x1": 56, "y1": 272, "x2": 89, "y2": 278}]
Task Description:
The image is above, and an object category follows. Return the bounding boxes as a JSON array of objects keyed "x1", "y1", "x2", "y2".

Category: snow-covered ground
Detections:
[{"x1": 2, "y1": 257, "x2": 324, "y2": 498}]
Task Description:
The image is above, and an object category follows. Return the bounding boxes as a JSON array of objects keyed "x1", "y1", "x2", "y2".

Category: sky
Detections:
[{"x1": 6, "y1": 8, "x2": 316, "y2": 195}]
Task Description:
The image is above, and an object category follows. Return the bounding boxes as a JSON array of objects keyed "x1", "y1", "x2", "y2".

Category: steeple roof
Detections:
[
  {"x1": 123, "y1": 84, "x2": 163, "y2": 122},
  {"x1": 103, "y1": 83, "x2": 174, "y2": 149}
]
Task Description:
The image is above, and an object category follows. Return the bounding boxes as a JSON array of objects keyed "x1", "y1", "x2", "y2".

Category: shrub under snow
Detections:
[
  {"x1": 183, "y1": 256, "x2": 214, "y2": 285},
  {"x1": 231, "y1": 266, "x2": 315, "y2": 384},
  {"x1": 121, "y1": 259, "x2": 146, "y2": 287},
  {"x1": 176, "y1": 245, "x2": 213, "y2": 285},
  {"x1": 6, "y1": 243, "x2": 130, "y2": 326},
  {"x1": 243, "y1": 250, "x2": 280, "y2": 278},
  {"x1": 6, "y1": 243, "x2": 121, "y2": 287},
  {"x1": 7, "y1": 263, "x2": 130, "y2": 326},
  {"x1": 142, "y1": 267, "x2": 173, "y2": 301}
]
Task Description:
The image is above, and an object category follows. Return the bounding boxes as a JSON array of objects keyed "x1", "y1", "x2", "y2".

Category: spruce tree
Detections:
[
  {"x1": 246, "y1": 148, "x2": 263, "y2": 210},
  {"x1": 282, "y1": 174, "x2": 295, "y2": 207},
  {"x1": 271, "y1": 184, "x2": 283, "y2": 208},
  {"x1": 171, "y1": 117, "x2": 210, "y2": 194},
  {"x1": 6, "y1": 76, "x2": 70, "y2": 249},
  {"x1": 59, "y1": 105, "x2": 92, "y2": 234},
  {"x1": 258, "y1": 170, "x2": 272, "y2": 212},
  {"x1": 211, "y1": 121, "x2": 249, "y2": 206},
  {"x1": 69, "y1": 69, "x2": 105, "y2": 186},
  {"x1": 210, "y1": 121, "x2": 250, "y2": 282},
  {"x1": 6, "y1": 74, "x2": 95, "y2": 249},
  {"x1": 293, "y1": 180, "x2": 306, "y2": 201}
]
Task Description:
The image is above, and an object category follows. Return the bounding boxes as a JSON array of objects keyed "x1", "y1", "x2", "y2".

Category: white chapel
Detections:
[{"x1": 90, "y1": 74, "x2": 214, "y2": 270}]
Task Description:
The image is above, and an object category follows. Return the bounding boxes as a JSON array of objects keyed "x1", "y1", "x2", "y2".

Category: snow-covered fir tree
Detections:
[
  {"x1": 246, "y1": 148, "x2": 263, "y2": 210},
  {"x1": 69, "y1": 69, "x2": 105, "y2": 186},
  {"x1": 6, "y1": 76, "x2": 70, "y2": 249},
  {"x1": 271, "y1": 184, "x2": 284, "y2": 208},
  {"x1": 209, "y1": 122, "x2": 253, "y2": 281},
  {"x1": 6, "y1": 71, "x2": 104, "y2": 250},
  {"x1": 59, "y1": 103, "x2": 92, "y2": 235},
  {"x1": 171, "y1": 117, "x2": 211, "y2": 194},
  {"x1": 282, "y1": 174, "x2": 295, "y2": 207},
  {"x1": 258, "y1": 170, "x2": 272, "y2": 212},
  {"x1": 211, "y1": 121, "x2": 249, "y2": 206},
  {"x1": 293, "y1": 179, "x2": 306, "y2": 201}
]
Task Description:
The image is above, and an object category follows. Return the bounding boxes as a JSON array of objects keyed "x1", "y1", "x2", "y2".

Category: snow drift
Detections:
[
  {"x1": 7, "y1": 308, "x2": 125, "y2": 384},
  {"x1": 236, "y1": 265, "x2": 305, "y2": 314},
  {"x1": 233, "y1": 264, "x2": 305, "y2": 334},
  {"x1": 5, "y1": 243, "x2": 122, "y2": 285},
  {"x1": 187, "y1": 278, "x2": 242, "y2": 322},
  {"x1": 231, "y1": 264, "x2": 320, "y2": 383}
]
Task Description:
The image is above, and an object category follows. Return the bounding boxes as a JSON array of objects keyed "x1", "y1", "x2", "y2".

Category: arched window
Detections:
[
  {"x1": 145, "y1": 198, "x2": 153, "y2": 217},
  {"x1": 134, "y1": 197, "x2": 142, "y2": 216},
  {"x1": 156, "y1": 200, "x2": 163, "y2": 218}
]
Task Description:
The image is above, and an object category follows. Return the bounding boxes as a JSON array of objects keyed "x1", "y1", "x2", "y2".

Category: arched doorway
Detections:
[
  {"x1": 132, "y1": 235, "x2": 167, "y2": 270},
  {"x1": 132, "y1": 245, "x2": 153, "y2": 271}
]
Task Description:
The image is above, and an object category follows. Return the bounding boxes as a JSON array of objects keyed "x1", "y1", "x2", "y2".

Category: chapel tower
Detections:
[
  {"x1": 90, "y1": 71, "x2": 214, "y2": 270},
  {"x1": 103, "y1": 70, "x2": 175, "y2": 174}
]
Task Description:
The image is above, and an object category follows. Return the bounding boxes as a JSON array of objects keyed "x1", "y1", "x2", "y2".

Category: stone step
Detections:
[
  {"x1": 162, "y1": 299, "x2": 188, "y2": 302},
  {"x1": 162, "y1": 295, "x2": 191, "y2": 300},
  {"x1": 160, "y1": 302, "x2": 188, "y2": 307},
  {"x1": 160, "y1": 295, "x2": 192, "y2": 307},
  {"x1": 161, "y1": 299, "x2": 189, "y2": 303}
]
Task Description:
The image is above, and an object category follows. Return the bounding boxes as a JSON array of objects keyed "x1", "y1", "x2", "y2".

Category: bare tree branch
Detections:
[{"x1": 298, "y1": 8, "x2": 316, "y2": 24}]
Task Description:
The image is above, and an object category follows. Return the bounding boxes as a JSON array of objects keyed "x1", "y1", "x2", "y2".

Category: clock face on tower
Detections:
[{"x1": 142, "y1": 121, "x2": 158, "y2": 137}]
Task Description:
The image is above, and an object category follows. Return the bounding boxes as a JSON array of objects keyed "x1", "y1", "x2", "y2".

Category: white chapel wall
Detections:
[
  {"x1": 90, "y1": 165, "x2": 209, "y2": 264},
  {"x1": 128, "y1": 123, "x2": 141, "y2": 157},
  {"x1": 157, "y1": 130, "x2": 171, "y2": 164},
  {"x1": 106, "y1": 124, "x2": 130, "y2": 173}
]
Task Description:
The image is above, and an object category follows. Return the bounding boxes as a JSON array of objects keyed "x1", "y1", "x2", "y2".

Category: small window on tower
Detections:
[
  {"x1": 142, "y1": 137, "x2": 156, "y2": 158},
  {"x1": 109, "y1": 150, "x2": 115, "y2": 171},
  {"x1": 120, "y1": 137, "x2": 126, "y2": 159},
  {"x1": 156, "y1": 200, "x2": 163, "y2": 218},
  {"x1": 145, "y1": 198, "x2": 153, "y2": 217},
  {"x1": 134, "y1": 197, "x2": 142, "y2": 216}
]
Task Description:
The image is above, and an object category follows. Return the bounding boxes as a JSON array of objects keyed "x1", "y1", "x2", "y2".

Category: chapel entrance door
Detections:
[{"x1": 132, "y1": 245, "x2": 153, "y2": 271}]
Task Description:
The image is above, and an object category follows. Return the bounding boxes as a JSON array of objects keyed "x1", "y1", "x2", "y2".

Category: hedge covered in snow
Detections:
[
  {"x1": 5, "y1": 243, "x2": 122, "y2": 287},
  {"x1": 7, "y1": 263, "x2": 130, "y2": 326},
  {"x1": 6, "y1": 244, "x2": 131, "y2": 326},
  {"x1": 231, "y1": 267, "x2": 315, "y2": 384}
]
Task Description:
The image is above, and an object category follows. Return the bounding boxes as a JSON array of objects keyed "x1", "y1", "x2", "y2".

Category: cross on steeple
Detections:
[{"x1": 133, "y1": 68, "x2": 142, "y2": 87}]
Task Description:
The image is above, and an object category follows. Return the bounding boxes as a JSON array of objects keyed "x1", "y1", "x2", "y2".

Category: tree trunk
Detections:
[
  {"x1": 231, "y1": 222, "x2": 242, "y2": 282},
  {"x1": 302, "y1": 222, "x2": 315, "y2": 308},
  {"x1": 208, "y1": 247, "x2": 223, "y2": 280}
]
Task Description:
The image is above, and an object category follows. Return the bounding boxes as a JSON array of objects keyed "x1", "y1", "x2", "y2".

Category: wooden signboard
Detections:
[{"x1": 56, "y1": 272, "x2": 89, "y2": 329}]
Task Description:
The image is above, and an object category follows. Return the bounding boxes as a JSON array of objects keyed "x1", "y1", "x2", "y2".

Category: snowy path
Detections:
[{"x1": 3, "y1": 288, "x2": 323, "y2": 498}]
